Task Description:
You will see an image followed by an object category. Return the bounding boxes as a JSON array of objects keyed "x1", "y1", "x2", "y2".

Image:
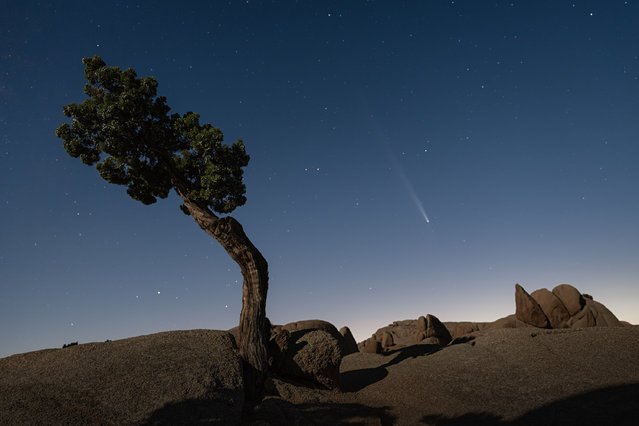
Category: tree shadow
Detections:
[
  {"x1": 341, "y1": 367, "x2": 389, "y2": 392},
  {"x1": 140, "y1": 393, "x2": 242, "y2": 425},
  {"x1": 342, "y1": 343, "x2": 441, "y2": 392},
  {"x1": 381, "y1": 343, "x2": 441, "y2": 368},
  {"x1": 419, "y1": 383, "x2": 639, "y2": 425},
  {"x1": 295, "y1": 401, "x2": 396, "y2": 426}
]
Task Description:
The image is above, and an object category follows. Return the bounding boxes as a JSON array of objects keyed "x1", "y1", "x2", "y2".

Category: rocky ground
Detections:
[
  {"x1": 270, "y1": 326, "x2": 639, "y2": 425},
  {"x1": 1, "y1": 284, "x2": 637, "y2": 425}
]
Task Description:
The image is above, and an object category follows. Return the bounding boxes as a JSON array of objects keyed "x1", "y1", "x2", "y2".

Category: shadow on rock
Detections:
[
  {"x1": 514, "y1": 382, "x2": 639, "y2": 425},
  {"x1": 421, "y1": 412, "x2": 503, "y2": 425},
  {"x1": 341, "y1": 343, "x2": 441, "y2": 393},
  {"x1": 141, "y1": 395, "x2": 242, "y2": 426},
  {"x1": 296, "y1": 402, "x2": 396, "y2": 426},
  {"x1": 420, "y1": 383, "x2": 639, "y2": 425},
  {"x1": 341, "y1": 367, "x2": 389, "y2": 392},
  {"x1": 382, "y1": 343, "x2": 441, "y2": 368}
]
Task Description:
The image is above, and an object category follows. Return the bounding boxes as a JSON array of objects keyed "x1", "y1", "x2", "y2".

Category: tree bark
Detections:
[{"x1": 180, "y1": 197, "x2": 269, "y2": 402}]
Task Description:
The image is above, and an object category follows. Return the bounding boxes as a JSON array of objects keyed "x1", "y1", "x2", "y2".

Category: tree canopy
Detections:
[{"x1": 55, "y1": 55, "x2": 250, "y2": 214}]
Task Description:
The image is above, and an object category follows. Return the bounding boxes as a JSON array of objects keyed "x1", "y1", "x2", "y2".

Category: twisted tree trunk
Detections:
[{"x1": 180, "y1": 197, "x2": 269, "y2": 402}]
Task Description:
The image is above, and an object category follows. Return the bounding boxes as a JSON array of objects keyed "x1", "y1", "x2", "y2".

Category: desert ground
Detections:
[
  {"x1": 2, "y1": 284, "x2": 637, "y2": 425},
  {"x1": 1, "y1": 325, "x2": 638, "y2": 425}
]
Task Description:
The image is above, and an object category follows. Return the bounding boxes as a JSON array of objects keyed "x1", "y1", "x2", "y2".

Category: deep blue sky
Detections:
[{"x1": 2, "y1": 1, "x2": 638, "y2": 358}]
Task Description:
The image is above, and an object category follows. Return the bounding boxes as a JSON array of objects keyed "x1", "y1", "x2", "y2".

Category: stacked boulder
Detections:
[
  {"x1": 515, "y1": 283, "x2": 622, "y2": 329},
  {"x1": 358, "y1": 314, "x2": 452, "y2": 353},
  {"x1": 268, "y1": 319, "x2": 357, "y2": 390}
]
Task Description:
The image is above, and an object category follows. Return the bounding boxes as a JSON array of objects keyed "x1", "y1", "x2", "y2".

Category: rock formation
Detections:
[
  {"x1": 517, "y1": 283, "x2": 621, "y2": 329},
  {"x1": 552, "y1": 284, "x2": 585, "y2": 316},
  {"x1": 530, "y1": 288, "x2": 570, "y2": 328},
  {"x1": 358, "y1": 314, "x2": 452, "y2": 352},
  {"x1": 515, "y1": 283, "x2": 550, "y2": 328},
  {"x1": 339, "y1": 326, "x2": 359, "y2": 356},
  {"x1": 275, "y1": 329, "x2": 342, "y2": 390},
  {"x1": 381, "y1": 331, "x2": 394, "y2": 348},
  {"x1": 414, "y1": 314, "x2": 452, "y2": 346},
  {"x1": 361, "y1": 338, "x2": 382, "y2": 354},
  {"x1": 268, "y1": 320, "x2": 344, "y2": 390}
]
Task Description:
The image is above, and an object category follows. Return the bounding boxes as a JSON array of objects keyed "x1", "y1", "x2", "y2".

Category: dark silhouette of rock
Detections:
[
  {"x1": 515, "y1": 283, "x2": 550, "y2": 328},
  {"x1": 339, "y1": 327, "x2": 358, "y2": 355},
  {"x1": 552, "y1": 284, "x2": 585, "y2": 316},
  {"x1": 531, "y1": 288, "x2": 571, "y2": 328},
  {"x1": 0, "y1": 330, "x2": 244, "y2": 425},
  {"x1": 277, "y1": 329, "x2": 342, "y2": 390}
]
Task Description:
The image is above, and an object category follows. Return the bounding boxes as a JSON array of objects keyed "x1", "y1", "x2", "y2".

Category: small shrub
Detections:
[
  {"x1": 582, "y1": 293, "x2": 593, "y2": 300},
  {"x1": 62, "y1": 341, "x2": 78, "y2": 348}
]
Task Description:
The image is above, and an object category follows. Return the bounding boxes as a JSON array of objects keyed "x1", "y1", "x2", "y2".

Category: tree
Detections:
[{"x1": 55, "y1": 56, "x2": 269, "y2": 400}]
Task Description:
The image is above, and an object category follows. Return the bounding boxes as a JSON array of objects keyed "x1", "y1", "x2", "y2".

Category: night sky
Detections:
[{"x1": 2, "y1": 1, "x2": 638, "y2": 358}]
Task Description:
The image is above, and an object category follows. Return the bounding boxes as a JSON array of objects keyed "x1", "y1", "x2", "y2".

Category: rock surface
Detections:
[
  {"x1": 276, "y1": 329, "x2": 342, "y2": 390},
  {"x1": 531, "y1": 288, "x2": 571, "y2": 328},
  {"x1": 552, "y1": 284, "x2": 585, "y2": 316},
  {"x1": 280, "y1": 319, "x2": 349, "y2": 356},
  {"x1": 423, "y1": 314, "x2": 452, "y2": 346},
  {"x1": 515, "y1": 283, "x2": 550, "y2": 328},
  {"x1": 361, "y1": 338, "x2": 382, "y2": 354},
  {"x1": 339, "y1": 327, "x2": 639, "y2": 425},
  {"x1": 0, "y1": 330, "x2": 244, "y2": 425}
]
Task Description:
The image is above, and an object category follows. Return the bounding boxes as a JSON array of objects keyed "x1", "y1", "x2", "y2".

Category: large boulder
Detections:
[
  {"x1": 415, "y1": 314, "x2": 452, "y2": 346},
  {"x1": 531, "y1": 288, "x2": 571, "y2": 328},
  {"x1": 381, "y1": 331, "x2": 394, "y2": 348},
  {"x1": 552, "y1": 284, "x2": 585, "y2": 316},
  {"x1": 0, "y1": 330, "x2": 244, "y2": 425},
  {"x1": 360, "y1": 338, "x2": 382, "y2": 354},
  {"x1": 515, "y1": 284, "x2": 550, "y2": 328},
  {"x1": 339, "y1": 327, "x2": 358, "y2": 355},
  {"x1": 371, "y1": 319, "x2": 418, "y2": 347},
  {"x1": 448, "y1": 322, "x2": 482, "y2": 340},
  {"x1": 280, "y1": 319, "x2": 348, "y2": 355},
  {"x1": 276, "y1": 329, "x2": 342, "y2": 390}
]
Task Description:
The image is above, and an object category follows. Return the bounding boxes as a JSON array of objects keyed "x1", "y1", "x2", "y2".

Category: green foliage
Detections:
[{"x1": 55, "y1": 55, "x2": 249, "y2": 213}]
